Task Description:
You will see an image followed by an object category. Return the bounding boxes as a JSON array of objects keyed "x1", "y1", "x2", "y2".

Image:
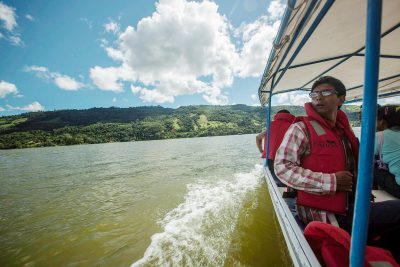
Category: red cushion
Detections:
[{"x1": 304, "y1": 221, "x2": 399, "y2": 267}]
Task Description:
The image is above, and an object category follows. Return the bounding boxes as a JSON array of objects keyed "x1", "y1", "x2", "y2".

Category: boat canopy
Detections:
[{"x1": 258, "y1": 0, "x2": 400, "y2": 106}]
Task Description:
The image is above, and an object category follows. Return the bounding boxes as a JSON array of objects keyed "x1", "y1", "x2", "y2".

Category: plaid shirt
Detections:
[{"x1": 274, "y1": 121, "x2": 338, "y2": 224}]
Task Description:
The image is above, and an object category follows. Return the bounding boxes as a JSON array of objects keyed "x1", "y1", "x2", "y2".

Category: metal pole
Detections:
[
  {"x1": 350, "y1": 1, "x2": 382, "y2": 266},
  {"x1": 260, "y1": 0, "x2": 295, "y2": 87},
  {"x1": 265, "y1": 93, "x2": 273, "y2": 168}
]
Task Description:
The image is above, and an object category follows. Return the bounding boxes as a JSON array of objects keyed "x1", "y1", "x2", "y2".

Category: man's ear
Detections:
[{"x1": 338, "y1": 95, "x2": 345, "y2": 106}]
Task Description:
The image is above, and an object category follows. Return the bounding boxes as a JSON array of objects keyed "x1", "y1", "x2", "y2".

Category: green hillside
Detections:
[{"x1": 0, "y1": 104, "x2": 360, "y2": 149}]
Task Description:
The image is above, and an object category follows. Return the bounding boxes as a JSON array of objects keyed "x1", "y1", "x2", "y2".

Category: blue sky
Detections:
[{"x1": 0, "y1": 0, "x2": 292, "y2": 115}]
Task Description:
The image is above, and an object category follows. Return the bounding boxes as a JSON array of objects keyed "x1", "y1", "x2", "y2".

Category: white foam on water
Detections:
[{"x1": 131, "y1": 164, "x2": 264, "y2": 267}]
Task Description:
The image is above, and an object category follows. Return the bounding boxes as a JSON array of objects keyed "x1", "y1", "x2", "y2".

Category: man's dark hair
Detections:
[
  {"x1": 277, "y1": 109, "x2": 290, "y2": 114},
  {"x1": 311, "y1": 76, "x2": 346, "y2": 96}
]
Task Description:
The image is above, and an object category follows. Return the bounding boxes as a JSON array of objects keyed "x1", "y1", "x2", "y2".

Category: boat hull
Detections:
[{"x1": 264, "y1": 168, "x2": 321, "y2": 267}]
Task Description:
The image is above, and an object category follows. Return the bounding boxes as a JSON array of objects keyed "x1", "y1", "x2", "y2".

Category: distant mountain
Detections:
[{"x1": 0, "y1": 104, "x2": 360, "y2": 149}]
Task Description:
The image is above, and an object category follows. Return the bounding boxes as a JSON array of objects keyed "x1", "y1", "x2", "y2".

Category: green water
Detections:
[{"x1": 0, "y1": 134, "x2": 291, "y2": 266}]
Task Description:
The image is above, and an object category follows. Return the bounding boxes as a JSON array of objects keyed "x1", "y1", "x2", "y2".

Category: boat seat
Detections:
[
  {"x1": 278, "y1": 187, "x2": 286, "y2": 195},
  {"x1": 278, "y1": 189, "x2": 397, "y2": 202},
  {"x1": 372, "y1": 189, "x2": 398, "y2": 202}
]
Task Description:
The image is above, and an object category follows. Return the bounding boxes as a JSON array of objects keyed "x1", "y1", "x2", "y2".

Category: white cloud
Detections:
[
  {"x1": 130, "y1": 84, "x2": 177, "y2": 104},
  {"x1": 24, "y1": 65, "x2": 85, "y2": 90},
  {"x1": 251, "y1": 94, "x2": 257, "y2": 101},
  {"x1": 90, "y1": 0, "x2": 285, "y2": 105},
  {"x1": 24, "y1": 65, "x2": 51, "y2": 80},
  {"x1": 290, "y1": 93, "x2": 310, "y2": 106},
  {"x1": 9, "y1": 34, "x2": 22, "y2": 45},
  {"x1": 274, "y1": 92, "x2": 288, "y2": 104},
  {"x1": 112, "y1": 97, "x2": 117, "y2": 103},
  {"x1": 25, "y1": 14, "x2": 34, "y2": 21},
  {"x1": 53, "y1": 74, "x2": 84, "y2": 91},
  {"x1": 104, "y1": 21, "x2": 120, "y2": 34},
  {"x1": 24, "y1": 65, "x2": 49, "y2": 72},
  {"x1": 91, "y1": 0, "x2": 239, "y2": 105},
  {"x1": 139, "y1": 88, "x2": 174, "y2": 103},
  {"x1": 0, "y1": 2, "x2": 24, "y2": 46},
  {"x1": 236, "y1": 18, "x2": 280, "y2": 77},
  {"x1": 22, "y1": 101, "x2": 44, "y2": 111},
  {"x1": 268, "y1": 0, "x2": 285, "y2": 20},
  {"x1": 89, "y1": 65, "x2": 134, "y2": 92},
  {"x1": 273, "y1": 91, "x2": 309, "y2": 106},
  {"x1": 236, "y1": 0, "x2": 284, "y2": 77},
  {"x1": 203, "y1": 92, "x2": 229, "y2": 105},
  {"x1": 105, "y1": 47, "x2": 124, "y2": 61},
  {"x1": 0, "y1": 80, "x2": 18, "y2": 98},
  {"x1": 0, "y1": 106, "x2": 5, "y2": 111},
  {"x1": 6, "y1": 101, "x2": 44, "y2": 112},
  {"x1": 90, "y1": 66, "x2": 122, "y2": 91},
  {"x1": 130, "y1": 85, "x2": 143, "y2": 94},
  {"x1": 0, "y1": 2, "x2": 17, "y2": 31}
]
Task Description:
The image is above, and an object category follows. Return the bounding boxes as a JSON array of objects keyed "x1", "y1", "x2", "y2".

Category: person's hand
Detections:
[{"x1": 335, "y1": 171, "x2": 353, "y2": 192}]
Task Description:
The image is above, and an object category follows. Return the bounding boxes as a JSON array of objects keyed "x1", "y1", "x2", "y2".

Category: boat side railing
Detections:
[{"x1": 264, "y1": 168, "x2": 321, "y2": 267}]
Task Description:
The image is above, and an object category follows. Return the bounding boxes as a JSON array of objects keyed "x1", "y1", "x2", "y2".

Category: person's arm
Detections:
[
  {"x1": 274, "y1": 122, "x2": 337, "y2": 195},
  {"x1": 256, "y1": 131, "x2": 266, "y2": 154},
  {"x1": 374, "y1": 131, "x2": 380, "y2": 155}
]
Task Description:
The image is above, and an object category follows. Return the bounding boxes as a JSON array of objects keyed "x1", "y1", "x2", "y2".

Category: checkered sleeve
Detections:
[{"x1": 273, "y1": 122, "x2": 336, "y2": 195}]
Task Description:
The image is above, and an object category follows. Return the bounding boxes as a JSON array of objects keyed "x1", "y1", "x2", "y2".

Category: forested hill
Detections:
[{"x1": 0, "y1": 104, "x2": 360, "y2": 149}]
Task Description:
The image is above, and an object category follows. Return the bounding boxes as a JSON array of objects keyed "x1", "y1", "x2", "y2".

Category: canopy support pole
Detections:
[
  {"x1": 350, "y1": 1, "x2": 382, "y2": 266},
  {"x1": 264, "y1": 76, "x2": 275, "y2": 167}
]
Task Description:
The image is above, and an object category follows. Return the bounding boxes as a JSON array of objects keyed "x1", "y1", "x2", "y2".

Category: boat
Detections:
[{"x1": 257, "y1": 0, "x2": 400, "y2": 266}]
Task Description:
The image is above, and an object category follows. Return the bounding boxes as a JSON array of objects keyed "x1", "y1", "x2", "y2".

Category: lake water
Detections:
[{"x1": 0, "y1": 134, "x2": 291, "y2": 266}]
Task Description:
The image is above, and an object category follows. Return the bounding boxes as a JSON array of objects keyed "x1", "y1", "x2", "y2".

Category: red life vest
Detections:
[
  {"x1": 304, "y1": 221, "x2": 400, "y2": 267},
  {"x1": 262, "y1": 112, "x2": 295, "y2": 159},
  {"x1": 296, "y1": 103, "x2": 359, "y2": 214}
]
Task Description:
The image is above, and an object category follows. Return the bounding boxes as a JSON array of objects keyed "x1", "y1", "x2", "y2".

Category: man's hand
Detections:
[
  {"x1": 335, "y1": 171, "x2": 353, "y2": 192},
  {"x1": 256, "y1": 132, "x2": 265, "y2": 154}
]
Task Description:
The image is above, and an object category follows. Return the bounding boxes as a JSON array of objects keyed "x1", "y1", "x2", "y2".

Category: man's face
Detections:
[{"x1": 310, "y1": 83, "x2": 345, "y2": 119}]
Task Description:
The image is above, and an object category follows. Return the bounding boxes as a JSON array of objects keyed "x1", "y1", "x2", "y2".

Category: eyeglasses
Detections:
[{"x1": 309, "y1": 89, "x2": 338, "y2": 98}]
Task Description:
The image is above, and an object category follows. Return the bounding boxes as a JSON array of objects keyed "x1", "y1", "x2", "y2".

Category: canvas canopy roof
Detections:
[{"x1": 258, "y1": 0, "x2": 400, "y2": 106}]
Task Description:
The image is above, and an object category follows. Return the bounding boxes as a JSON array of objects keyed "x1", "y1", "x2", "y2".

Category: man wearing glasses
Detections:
[
  {"x1": 273, "y1": 76, "x2": 400, "y2": 244},
  {"x1": 274, "y1": 76, "x2": 356, "y2": 227}
]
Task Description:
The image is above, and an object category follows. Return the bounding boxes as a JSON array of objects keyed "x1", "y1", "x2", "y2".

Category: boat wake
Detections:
[{"x1": 131, "y1": 164, "x2": 264, "y2": 266}]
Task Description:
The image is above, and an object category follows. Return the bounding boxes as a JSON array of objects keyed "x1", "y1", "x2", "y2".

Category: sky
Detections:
[
  {"x1": 0, "y1": 0, "x2": 300, "y2": 116},
  {"x1": 1, "y1": 0, "x2": 399, "y2": 117}
]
